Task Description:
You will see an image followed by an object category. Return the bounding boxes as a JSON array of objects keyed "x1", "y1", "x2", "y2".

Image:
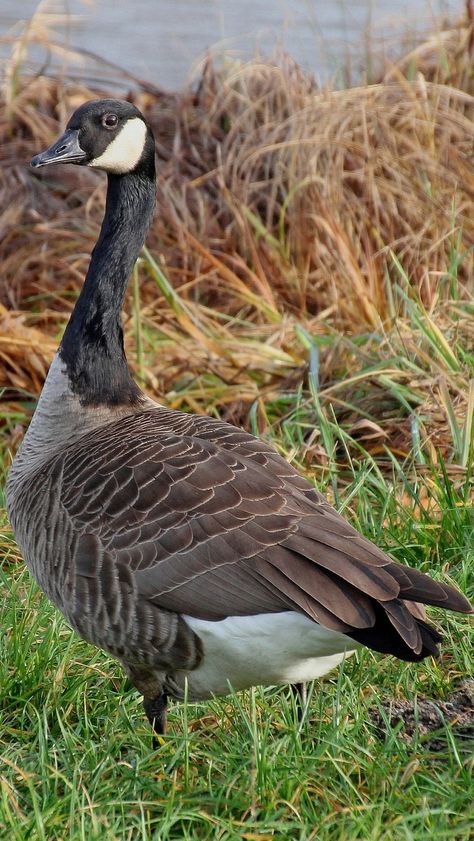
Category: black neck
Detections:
[{"x1": 60, "y1": 167, "x2": 155, "y2": 405}]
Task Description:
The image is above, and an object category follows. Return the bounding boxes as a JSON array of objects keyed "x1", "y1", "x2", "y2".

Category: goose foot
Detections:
[
  {"x1": 143, "y1": 692, "x2": 168, "y2": 747},
  {"x1": 290, "y1": 682, "x2": 307, "y2": 723}
]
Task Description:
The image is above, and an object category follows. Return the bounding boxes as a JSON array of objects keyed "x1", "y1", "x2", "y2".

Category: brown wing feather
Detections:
[{"x1": 55, "y1": 408, "x2": 472, "y2": 662}]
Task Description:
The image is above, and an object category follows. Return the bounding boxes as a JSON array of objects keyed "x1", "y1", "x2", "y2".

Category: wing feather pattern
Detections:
[{"x1": 52, "y1": 407, "x2": 472, "y2": 663}]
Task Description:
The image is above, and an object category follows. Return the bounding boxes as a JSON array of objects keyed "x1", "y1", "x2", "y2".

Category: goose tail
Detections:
[{"x1": 347, "y1": 568, "x2": 472, "y2": 662}]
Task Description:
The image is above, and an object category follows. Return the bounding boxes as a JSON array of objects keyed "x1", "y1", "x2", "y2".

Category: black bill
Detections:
[{"x1": 31, "y1": 129, "x2": 86, "y2": 168}]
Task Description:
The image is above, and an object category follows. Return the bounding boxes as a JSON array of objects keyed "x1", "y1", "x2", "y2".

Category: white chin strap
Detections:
[{"x1": 88, "y1": 118, "x2": 147, "y2": 174}]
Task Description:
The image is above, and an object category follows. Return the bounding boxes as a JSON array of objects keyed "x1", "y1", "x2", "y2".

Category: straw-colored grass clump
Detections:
[{"x1": 0, "y1": 12, "x2": 473, "y2": 471}]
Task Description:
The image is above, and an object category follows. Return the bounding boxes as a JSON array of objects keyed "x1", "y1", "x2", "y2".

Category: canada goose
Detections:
[{"x1": 7, "y1": 99, "x2": 472, "y2": 743}]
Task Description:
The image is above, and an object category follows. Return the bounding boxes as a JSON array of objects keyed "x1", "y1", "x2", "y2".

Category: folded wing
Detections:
[{"x1": 59, "y1": 408, "x2": 472, "y2": 662}]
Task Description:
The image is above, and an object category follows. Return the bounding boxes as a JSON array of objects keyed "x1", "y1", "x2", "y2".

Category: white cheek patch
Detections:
[{"x1": 88, "y1": 117, "x2": 147, "y2": 174}]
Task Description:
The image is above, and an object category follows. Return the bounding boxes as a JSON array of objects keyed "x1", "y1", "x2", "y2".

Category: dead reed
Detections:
[{"x1": 0, "y1": 10, "x2": 473, "y2": 471}]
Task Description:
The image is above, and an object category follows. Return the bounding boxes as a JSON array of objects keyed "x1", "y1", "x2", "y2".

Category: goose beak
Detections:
[{"x1": 31, "y1": 129, "x2": 87, "y2": 168}]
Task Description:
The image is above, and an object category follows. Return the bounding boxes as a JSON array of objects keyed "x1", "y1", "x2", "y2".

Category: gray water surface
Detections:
[{"x1": 1, "y1": 0, "x2": 464, "y2": 90}]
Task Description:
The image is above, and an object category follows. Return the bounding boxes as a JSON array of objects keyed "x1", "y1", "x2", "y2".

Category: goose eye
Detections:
[{"x1": 102, "y1": 113, "x2": 118, "y2": 129}]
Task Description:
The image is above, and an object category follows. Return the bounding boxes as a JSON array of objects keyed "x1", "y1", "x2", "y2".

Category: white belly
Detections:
[{"x1": 171, "y1": 612, "x2": 358, "y2": 701}]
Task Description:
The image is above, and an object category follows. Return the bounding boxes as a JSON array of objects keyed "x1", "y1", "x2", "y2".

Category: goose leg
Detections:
[
  {"x1": 290, "y1": 682, "x2": 307, "y2": 722},
  {"x1": 143, "y1": 692, "x2": 168, "y2": 747}
]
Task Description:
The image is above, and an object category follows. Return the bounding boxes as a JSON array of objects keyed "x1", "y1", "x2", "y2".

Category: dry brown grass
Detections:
[{"x1": 0, "y1": 9, "x2": 473, "y2": 469}]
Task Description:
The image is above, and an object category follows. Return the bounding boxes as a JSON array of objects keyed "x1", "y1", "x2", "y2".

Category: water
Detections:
[{"x1": 1, "y1": 0, "x2": 463, "y2": 90}]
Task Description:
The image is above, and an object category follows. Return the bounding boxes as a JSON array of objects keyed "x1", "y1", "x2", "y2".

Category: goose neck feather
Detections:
[{"x1": 60, "y1": 168, "x2": 155, "y2": 407}]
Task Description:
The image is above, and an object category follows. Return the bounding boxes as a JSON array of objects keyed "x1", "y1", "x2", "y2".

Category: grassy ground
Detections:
[
  {"x1": 0, "y1": 429, "x2": 473, "y2": 840},
  {"x1": 1, "y1": 7, "x2": 474, "y2": 841}
]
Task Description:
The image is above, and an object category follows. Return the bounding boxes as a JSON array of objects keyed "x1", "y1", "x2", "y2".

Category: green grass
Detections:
[
  {"x1": 1, "y1": 420, "x2": 472, "y2": 840},
  {"x1": 1, "y1": 265, "x2": 473, "y2": 839}
]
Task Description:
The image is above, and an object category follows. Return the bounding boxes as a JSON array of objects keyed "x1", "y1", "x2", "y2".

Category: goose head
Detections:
[{"x1": 31, "y1": 99, "x2": 155, "y2": 175}]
